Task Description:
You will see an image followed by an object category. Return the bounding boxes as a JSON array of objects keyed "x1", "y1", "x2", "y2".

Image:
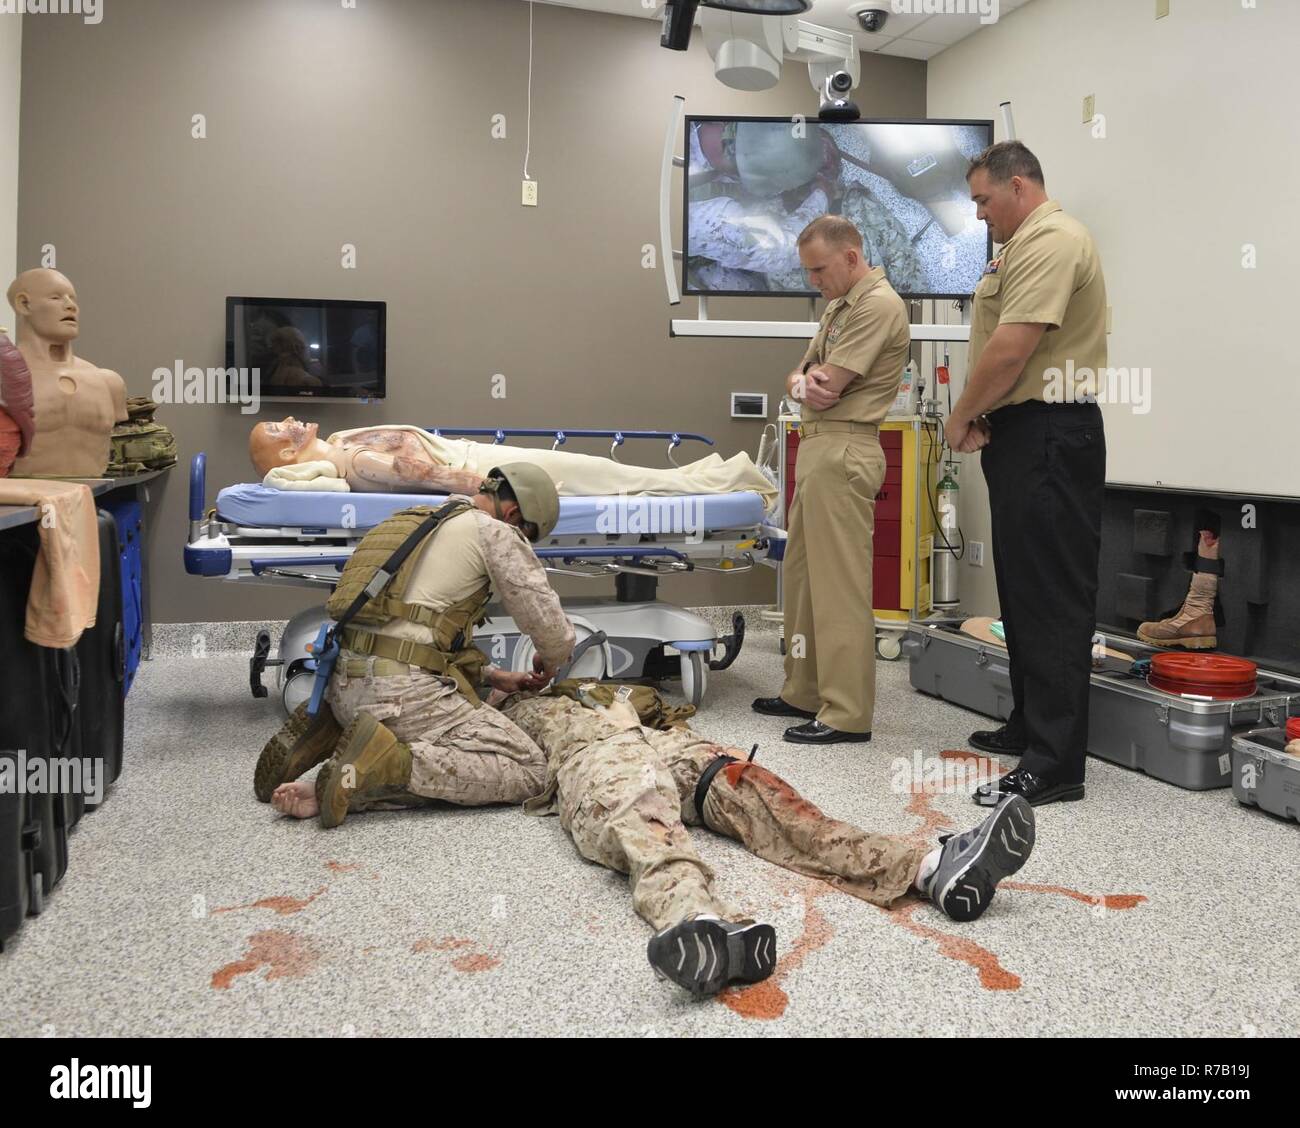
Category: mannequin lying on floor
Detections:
[{"x1": 249, "y1": 418, "x2": 777, "y2": 506}]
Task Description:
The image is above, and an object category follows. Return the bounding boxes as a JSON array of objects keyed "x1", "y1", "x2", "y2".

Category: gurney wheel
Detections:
[
  {"x1": 282, "y1": 669, "x2": 315, "y2": 717},
  {"x1": 680, "y1": 651, "x2": 707, "y2": 708},
  {"x1": 877, "y1": 635, "x2": 903, "y2": 661}
]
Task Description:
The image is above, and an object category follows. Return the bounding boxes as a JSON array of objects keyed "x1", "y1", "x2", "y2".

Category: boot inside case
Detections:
[
  {"x1": 1231, "y1": 728, "x2": 1300, "y2": 824},
  {"x1": 904, "y1": 487, "x2": 1300, "y2": 791}
]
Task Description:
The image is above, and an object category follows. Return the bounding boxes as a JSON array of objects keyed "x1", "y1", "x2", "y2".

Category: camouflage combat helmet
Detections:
[
  {"x1": 481, "y1": 463, "x2": 559, "y2": 542},
  {"x1": 734, "y1": 122, "x2": 826, "y2": 197}
]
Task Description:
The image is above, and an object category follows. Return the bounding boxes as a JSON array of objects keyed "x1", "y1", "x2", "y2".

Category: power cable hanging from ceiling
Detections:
[{"x1": 523, "y1": 0, "x2": 535, "y2": 181}]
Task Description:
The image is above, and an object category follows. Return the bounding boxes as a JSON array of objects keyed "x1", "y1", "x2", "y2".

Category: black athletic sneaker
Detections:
[
  {"x1": 922, "y1": 796, "x2": 1036, "y2": 923},
  {"x1": 647, "y1": 915, "x2": 777, "y2": 997}
]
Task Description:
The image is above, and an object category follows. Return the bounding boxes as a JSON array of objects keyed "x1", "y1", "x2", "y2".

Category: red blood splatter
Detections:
[
  {"x1": 722, "y1": 760, "x2": 825, "y2": 820},
  {"x1": 719, "y1": 877, "x2": 834, "y2": 1021},
  {"x1": 939, "y1": 749, "x2": 1003, "y2": 771},
  {"x1": 1002, "y1": 882, "x2": 1147, "y2": 911},
  {"x1": 211, "y1": 930, "x2": 320, "y2": 989},
  {"x1": 412, "y1": 937, "x2": 475, "y2": 954},
  {"x1": 903, "y1": 785, "x2": 955, "y2": 852},
  {"x1": 211, "y1": 887, "x2": 326, "y2": 916},
  {"x1": 884, "y1": 901, "x2": 1020, "y2": 990},
  {"x1": 451, "y1": 953, "x2": 501, "y2": 974},
  {"x1": 325, "y1": 861, "x2": 360, "y2": 874}
]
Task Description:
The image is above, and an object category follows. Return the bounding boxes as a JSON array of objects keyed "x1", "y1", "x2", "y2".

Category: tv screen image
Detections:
[
  {"x1": 226, "y1": 297, "x2": 386, "y2": 399},
  {"x1": 684, "y1": 117, "x2": 994, "y2": 300}
]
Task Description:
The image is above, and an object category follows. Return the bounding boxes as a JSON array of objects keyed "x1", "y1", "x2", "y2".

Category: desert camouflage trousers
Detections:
[
  {"x1": 326, "y1": 660, "x2": 546, "y2": 810},
  {"x1": 502, "y1": 693, "x2": 927, "y2": 931}
]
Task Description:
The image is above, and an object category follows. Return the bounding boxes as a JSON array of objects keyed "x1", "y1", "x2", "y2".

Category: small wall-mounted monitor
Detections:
[
  {"x1": 685, "y1": 117, "x2": 994, "y2": 301},
  {"x1": 226, "y1": 296, "x2": 386, "y2": 400}
]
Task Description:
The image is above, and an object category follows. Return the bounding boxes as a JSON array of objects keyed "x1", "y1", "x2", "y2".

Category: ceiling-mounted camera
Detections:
[
  {"x1": 818, "y1": 69, "x2": 859, "y2": 122},
  {"x1": 856, "y1": 4, "x2": 890, "y2": 33}
]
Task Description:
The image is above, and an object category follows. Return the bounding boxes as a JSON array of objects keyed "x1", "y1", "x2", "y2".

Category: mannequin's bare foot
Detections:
[{"x1": 271, "y1": 779, "x2": 319, "y2": 819}]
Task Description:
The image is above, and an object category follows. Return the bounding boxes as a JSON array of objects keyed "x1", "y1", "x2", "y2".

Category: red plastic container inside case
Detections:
[
  {"x1": 1286, "y1": 717, "x2": 1300, "y2": 742},
  {"x1": 1148, "y1": 653, "x2": 1258, "y2": 700}
]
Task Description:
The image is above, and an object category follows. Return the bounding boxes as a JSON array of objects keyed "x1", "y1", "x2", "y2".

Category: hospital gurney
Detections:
[{"x1": 184, "y1": 429, "x2": 778, "y2": 713}]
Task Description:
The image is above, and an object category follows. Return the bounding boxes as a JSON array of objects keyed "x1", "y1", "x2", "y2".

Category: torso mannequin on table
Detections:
[{"x1": 5, "y1": 269, "x2": 128, "y2": 479}]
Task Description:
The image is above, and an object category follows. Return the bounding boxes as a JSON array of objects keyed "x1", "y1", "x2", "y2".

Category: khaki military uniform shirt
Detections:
[
  {"x1": 379, "y1": 503, "x2": 575, "y2": 671},
  {"x1": 969, "y1": 200, "x2": 1108, "y2": 410},
  {"x1": 799, "y1": 267, "x2": 911, "y2": 426}
]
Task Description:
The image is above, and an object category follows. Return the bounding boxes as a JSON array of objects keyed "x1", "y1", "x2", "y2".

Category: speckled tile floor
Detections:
[{"x1": 3, "y1": 618, "x2": 1297, "y2": 1038}]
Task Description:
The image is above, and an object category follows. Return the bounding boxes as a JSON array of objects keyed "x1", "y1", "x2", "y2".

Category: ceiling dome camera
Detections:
[{"x1": 856, "y1": 4, "x2": 890, "y2": 33}]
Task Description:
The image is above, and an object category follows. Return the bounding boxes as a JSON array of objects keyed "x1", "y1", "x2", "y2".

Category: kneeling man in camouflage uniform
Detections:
[
  {"x1": 500, "y1": 685, "x2": 1037, "y2": 997},
  {"x1": 256, "y1": 463, "x2": 575, "y2": 825}
]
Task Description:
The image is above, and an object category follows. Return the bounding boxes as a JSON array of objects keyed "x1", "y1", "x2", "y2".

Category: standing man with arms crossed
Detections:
[
  {"x1": 948, "y1": 141, "x2": 1108, "y2": 807},
  {"x1": 753, "y1": 215, "x2": 912, "y2": 745}
]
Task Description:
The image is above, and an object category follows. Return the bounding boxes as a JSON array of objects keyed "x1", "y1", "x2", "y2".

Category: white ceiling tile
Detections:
[
  {"x1": 907, "y1": 13, "x2": 995, "y2": 46},
  {"x1": 872, "y1": 36, "x2": 947, "y2": 59}
]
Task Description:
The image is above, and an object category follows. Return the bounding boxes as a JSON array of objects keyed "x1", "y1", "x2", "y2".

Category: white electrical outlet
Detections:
[
  {"x1": 522, "y1": 180, "x2": 538, "y2": 207},
  {"x1": 968, "y1": 541, "x2": 984, "y2": 567}
]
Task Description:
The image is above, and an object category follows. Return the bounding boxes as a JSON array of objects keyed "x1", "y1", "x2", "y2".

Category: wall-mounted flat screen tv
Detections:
[
  {"x1": 226, "y1": 296, "x2": 386, "y2": 399},
  {"x1": 684, "y1": 117, "x2": 994, "y2": 300}
]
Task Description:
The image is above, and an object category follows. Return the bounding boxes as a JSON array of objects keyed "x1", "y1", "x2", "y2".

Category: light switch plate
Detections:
[
  {"x1": 1157, "y1": 0, "x2": 1170, "y2": 19},
  {"x1": 1083, "y1": 94, "x2": 1096, "y2": 123},
  {"x1": 968, "y1": 541, "x2": 984, "y2": 567}
]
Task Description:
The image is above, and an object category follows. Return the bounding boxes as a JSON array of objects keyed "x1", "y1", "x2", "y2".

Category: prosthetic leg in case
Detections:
[{"x1": 904, "y1": 489, "x2": 1300, "y2": 791}]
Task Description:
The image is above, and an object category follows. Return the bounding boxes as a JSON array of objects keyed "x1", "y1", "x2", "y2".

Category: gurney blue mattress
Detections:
[{"x1": 216, "y1": 484, "x2": 767, "y2": 535}]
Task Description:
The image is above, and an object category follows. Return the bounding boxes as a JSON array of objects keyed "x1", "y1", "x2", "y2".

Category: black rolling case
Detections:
[
  {"x1": 76, "y1": 510, "x2": 126, "y2": 806},
  {"x1": 0, "y1": 525, "x2": 71, "y2": 948}
]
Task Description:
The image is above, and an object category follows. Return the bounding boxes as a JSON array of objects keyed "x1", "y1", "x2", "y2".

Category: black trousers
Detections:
[{"x1": 979, "y1": 400, "x2": 1106, "y2": 783}]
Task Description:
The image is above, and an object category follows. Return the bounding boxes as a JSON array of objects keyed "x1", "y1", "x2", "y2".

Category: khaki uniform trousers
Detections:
[{"x1": 781, "y1": 422, "x2": 886, "y2": 732}]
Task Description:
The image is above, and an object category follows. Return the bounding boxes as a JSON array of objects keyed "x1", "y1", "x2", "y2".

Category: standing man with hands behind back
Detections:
[
  {"x1": 753, "y1": 215, "x2": 912, "y2": 745},
  {"x1": 947, "y1": 141, "x2": 1108, "y2": 808}
]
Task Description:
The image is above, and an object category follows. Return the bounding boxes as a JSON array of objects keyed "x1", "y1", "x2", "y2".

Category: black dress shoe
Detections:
[
  {"x1": 752, "y1": 696, "x2": 817, "y2": 719},
  {"x1": 968, "y1": 724, "x2": 1027, "y2": 755},
  {"x1": 783, "y1": 721, "x2": 872, "y2": 745},
  {"x1": 974, "y1": 767, "x2": 1084, "y2": 808}
]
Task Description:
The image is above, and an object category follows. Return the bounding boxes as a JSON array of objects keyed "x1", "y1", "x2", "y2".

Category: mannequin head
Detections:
[
  {"x1": 6, "y1": 269, "x2": 81, "y2": 345},
  {"x1": 249, "y1": 416, "x2": 324, "y2": 475}
]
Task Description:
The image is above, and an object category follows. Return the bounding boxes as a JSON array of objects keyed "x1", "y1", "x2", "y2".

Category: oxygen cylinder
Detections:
[{"x1": 932, "y1": 465, "x2": 961, "y2": 608}]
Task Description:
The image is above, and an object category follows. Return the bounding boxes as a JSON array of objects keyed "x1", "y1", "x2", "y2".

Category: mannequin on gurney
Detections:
[{"x1": 249, "y1": 418, "x2": 777, "y2": 507}]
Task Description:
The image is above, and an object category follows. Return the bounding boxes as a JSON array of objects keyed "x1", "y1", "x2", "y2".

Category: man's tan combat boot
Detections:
[
  {"x1": 1138, "y1": 533, "x2": 1220, "y2": 650},
  {"x1": 315, "y1": 711, "x2": 414, "y2": 829},
  {"x1": 254, "y1": 701, "x2": 344, "y2": 803}
]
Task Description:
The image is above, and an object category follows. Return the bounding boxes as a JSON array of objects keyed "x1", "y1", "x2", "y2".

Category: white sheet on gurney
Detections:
[{"x1": 215, "y1": 484, "x2": 767, "y2": 535}]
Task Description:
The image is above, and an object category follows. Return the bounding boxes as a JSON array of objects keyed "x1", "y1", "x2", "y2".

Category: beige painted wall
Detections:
[
  {"x1": 16, "y1": 0, "x2": 925, "y2": 624},
  {"x1": 0, "y1": 13, "x2": 19, "y2": 292},
  {"x1": 930, "y1": 0, "x2": 1300, "y2": 503}
]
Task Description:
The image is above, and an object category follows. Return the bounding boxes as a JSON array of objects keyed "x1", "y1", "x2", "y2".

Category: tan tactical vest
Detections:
[{"x1": 327, "y1": 501, "x2": 492, "y2": 704}]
